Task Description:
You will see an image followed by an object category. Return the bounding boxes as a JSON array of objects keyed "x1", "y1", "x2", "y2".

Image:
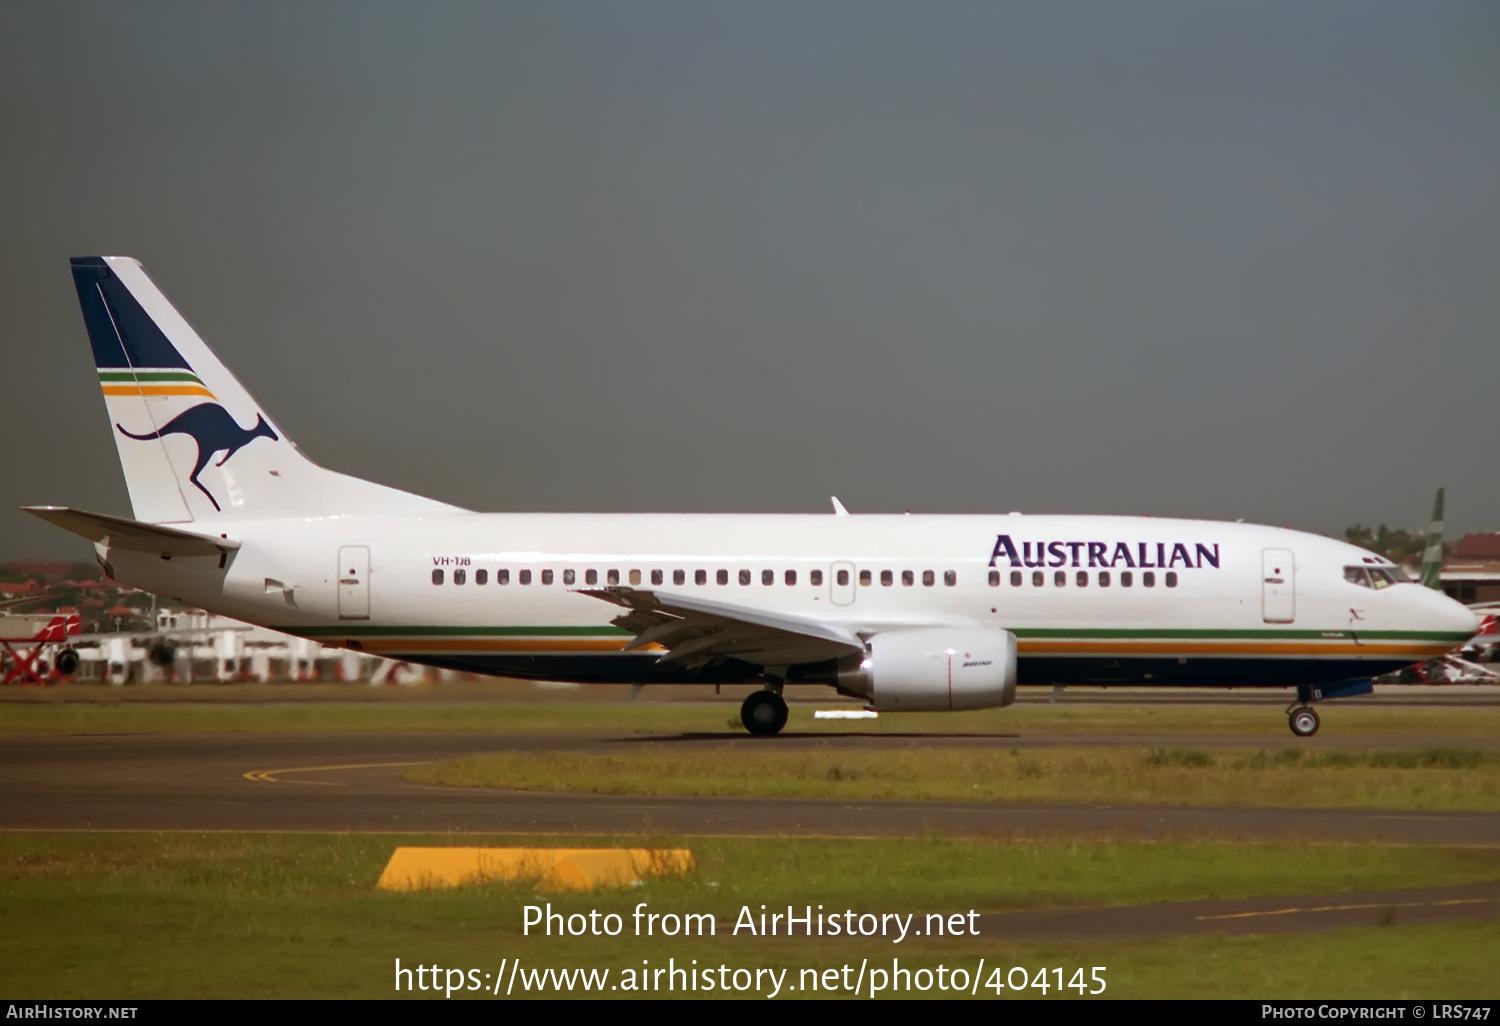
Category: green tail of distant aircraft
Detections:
[{"x1": 1420, "y1": 488, "x2": 1445, "y2": 590}]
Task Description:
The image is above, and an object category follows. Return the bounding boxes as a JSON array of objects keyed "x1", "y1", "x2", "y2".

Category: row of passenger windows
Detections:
[
  {"x1": 430, "y1": 566, "x2": 1177, "y2": 589},
  {"x1": 429, "y1": 567, "x2": 957, "y2": 587},
  {"x1": 988, "y1": 569, "x2": 1176, "y2": 588}
]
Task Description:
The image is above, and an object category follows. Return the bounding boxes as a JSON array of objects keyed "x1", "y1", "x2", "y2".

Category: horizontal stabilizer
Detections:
[{"x1": 21, "y1": 506, "x2": 238, "y2": 559}]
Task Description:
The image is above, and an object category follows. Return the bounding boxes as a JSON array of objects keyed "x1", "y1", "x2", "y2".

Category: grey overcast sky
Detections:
[{"x1": 2, "y1": 1, "x2": 1497, "y2": 561}]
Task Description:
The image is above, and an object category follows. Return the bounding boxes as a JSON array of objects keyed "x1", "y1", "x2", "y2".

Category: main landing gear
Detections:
[
  {"x1": 741, "y1": 689, "x2": 789, "y2": 737},
  {"x1": 1288, "y1": 705, "x2": 1321, "y2": 738}
]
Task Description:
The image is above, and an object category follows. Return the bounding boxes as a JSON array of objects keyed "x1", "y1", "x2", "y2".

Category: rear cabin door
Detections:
[
  {"x1": 338, "y1": 546, "x2": 370, "y2": 620},
  {"x1": 1261, "y1": 548, "x2": 1295, "y2": 623},
  {"x1": 830, "y1": 561, "x2": 856, "y2": 606}
]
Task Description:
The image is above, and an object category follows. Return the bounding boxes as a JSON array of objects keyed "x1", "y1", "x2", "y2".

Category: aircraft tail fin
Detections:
[
  {"x1": 68, "y1": 256, "x2": 460, "y2": 523},
  {"x1": 1420, "y1": 487, "x2": 1445, "y2": 590}
]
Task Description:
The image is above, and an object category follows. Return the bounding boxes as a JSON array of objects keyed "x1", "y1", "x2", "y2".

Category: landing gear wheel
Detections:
[
  {"x1": 741, "y1": 690, "x2": 789, "y2": 737},
  {"x1": 1289, "y1": 707, "x2": 1320, "y2": 737}
]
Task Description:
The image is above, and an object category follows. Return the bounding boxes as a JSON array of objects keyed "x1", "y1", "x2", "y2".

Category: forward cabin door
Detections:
[
  {"x1": 1261, "y1": 548, "x2": 1295, "y2": 623},
  {"x1": 338, "y1": 546, "x2": 370, "y2": 620}
]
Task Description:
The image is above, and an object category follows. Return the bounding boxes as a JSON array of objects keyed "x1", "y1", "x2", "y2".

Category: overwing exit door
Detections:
[
  {"x1": 830, "y1": 561, "x2": 856, "y2": 606},
  {"x1": 1261, "y1": 548, "x2": 1295, "y2": 624},
  {"x1": 338, "y1": 546, "x2": 370, "y2": 620}
]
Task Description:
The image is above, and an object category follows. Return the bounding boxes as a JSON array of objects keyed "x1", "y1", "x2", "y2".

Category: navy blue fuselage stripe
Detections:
[{"x1": 68, "y1": 257, "x2": 190, "y2": 370}]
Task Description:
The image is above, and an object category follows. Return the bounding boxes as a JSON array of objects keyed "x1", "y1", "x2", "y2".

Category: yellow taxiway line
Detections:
[
  {"x1": 242, "y1": 761, "x2": 431, "y2": 784},
  {"x1": 1196, "y1": 896, "x2": 1496, "y2": 921}
]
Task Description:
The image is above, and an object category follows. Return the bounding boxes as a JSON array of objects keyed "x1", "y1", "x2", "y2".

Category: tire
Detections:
[
  {"x1": 1289, "y1": 707, "x2": 1320, "y2": 737},
  {"x1": 740, "y1": 690, "x2": 789, "y2": 736}
]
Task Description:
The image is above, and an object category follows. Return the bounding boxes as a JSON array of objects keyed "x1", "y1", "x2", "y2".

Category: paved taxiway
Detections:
[{"x1": 3, "y1": 732, "x2": 1499, "y2": 845}]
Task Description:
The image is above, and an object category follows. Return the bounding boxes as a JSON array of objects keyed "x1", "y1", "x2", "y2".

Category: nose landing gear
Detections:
[
  {"x1": 1288, "y1": 705, "x2": 1321, "y2": 737},
  {"x1": 740, "y1": 689, "x2": 789, "y2": 736}
]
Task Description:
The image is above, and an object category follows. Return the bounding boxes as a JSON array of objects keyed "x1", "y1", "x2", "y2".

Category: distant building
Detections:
[{"x1": 1441, "y1": 533, "x2": 1500, "y2": 605}]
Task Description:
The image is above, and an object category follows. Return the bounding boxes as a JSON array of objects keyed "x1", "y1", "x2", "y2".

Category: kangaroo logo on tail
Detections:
[{"x1": 117, "y1": 403, "x2": 278, "y2": 511}]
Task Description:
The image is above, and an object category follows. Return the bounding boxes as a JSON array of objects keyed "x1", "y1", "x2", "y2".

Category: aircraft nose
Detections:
[{"x1": 1436, "y1": 592, "x2": 1480, "y2": 638}]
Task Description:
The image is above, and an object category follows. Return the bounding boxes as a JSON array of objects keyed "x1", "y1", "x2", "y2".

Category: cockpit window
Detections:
[{"x1": 1347, "y1": 565, "x2": 1410, "y2": 589}]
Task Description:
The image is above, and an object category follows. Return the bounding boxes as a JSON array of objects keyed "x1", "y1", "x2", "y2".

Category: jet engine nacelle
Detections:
[{"x1": 833, "y1": 628, "x2": 1018, "y2": 711}]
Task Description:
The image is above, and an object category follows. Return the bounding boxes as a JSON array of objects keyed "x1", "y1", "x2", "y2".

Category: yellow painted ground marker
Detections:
[{"x1": 376, "y1": 847, "x2": 695, "y2": 892}]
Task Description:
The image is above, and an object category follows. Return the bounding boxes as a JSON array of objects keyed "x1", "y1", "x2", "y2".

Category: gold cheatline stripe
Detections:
[
  {"x1": 102, "y1": 384, "x2": 216, "y2": 398},
  {"x1": 1021, "y1": 640, "x2": 1452, "y2": 657},
  {"x1": 359, "y1": 638, "x2": 663, "y2": 655}
]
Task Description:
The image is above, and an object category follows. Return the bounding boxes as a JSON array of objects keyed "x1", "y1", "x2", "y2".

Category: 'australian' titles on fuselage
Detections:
[{"x1": 989, "y1": 535, "x2": 1220, "y2": 571}]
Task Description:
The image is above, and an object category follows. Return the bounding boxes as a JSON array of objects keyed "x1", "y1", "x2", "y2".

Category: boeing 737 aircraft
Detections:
[{"x1": 26, "y1": 256, "x2": 1478, "y2": 736}]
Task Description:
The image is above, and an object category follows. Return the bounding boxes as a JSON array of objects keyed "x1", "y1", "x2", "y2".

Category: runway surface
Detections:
[{"x1": 4, "y1": 732, "x2": 1499, "y2": 845}]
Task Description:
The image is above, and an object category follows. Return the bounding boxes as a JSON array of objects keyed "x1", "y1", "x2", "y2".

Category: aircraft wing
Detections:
[
  {"x1": 22, "y1": 506, "x2": 239, "y2": 559},
  {"x1": 576, "y1": 587, "x2": 864, "y2": 669}
]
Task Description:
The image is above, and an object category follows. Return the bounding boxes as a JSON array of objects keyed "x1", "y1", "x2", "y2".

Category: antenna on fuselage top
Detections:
[{"x1": 830, "y1": 496, "x2": 850, "y2": 516}]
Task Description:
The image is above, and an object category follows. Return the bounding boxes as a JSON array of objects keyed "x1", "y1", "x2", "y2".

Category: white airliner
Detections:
[{"x1": 26, "y1": 256, "x2": 1477, "y2": 737}]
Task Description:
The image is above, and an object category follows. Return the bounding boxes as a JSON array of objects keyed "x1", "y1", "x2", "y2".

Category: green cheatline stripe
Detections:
[
  {"x1": 98, "y1": 370, "x2": 204, "y2": 383},
  {"x1": 281, "y1": 625, "x2": 632, "y2": 638},
  {"x1": 275, "y1": 624, "x2": 1468, "y2": 643},
  {"x1": 1011, "y1": 627, "x2": 1471, "y2": 643}
]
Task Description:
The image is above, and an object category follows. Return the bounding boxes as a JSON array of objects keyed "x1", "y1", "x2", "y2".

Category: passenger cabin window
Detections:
[
  {"x1": 988, "y1": 570, "x2": 1000, "y2": 586},
  {"x1": 1143, "y1": 571, "x2": 1155, "y2": 587},
  {"x1": 475, "y1": 569, "x2": 488, "y2": 585},
  {"x1": 431, "y1": 569, "x2": 444, "y2": 585},
  {"x1": 1121, "y1": 571, "x2": 1132, "y2": 587},
  {"x1": 673, "y1": 569, "x2": 686, "y2": 585},
  {"x1": 944, "y1": 570, "x2": 957, "y2": 587},
  {"x1": 1098, "y1": 571, "x2": 1110, "y2": 587},
  {"x1": 454, "y1": 569, "x2": 466, "y2": 585},
  {"x1": 1032, "y1": 571, "x2": 1044, "y2": 587},
  {"x1": 836, "y1": 569, "x2": 849, "y2": 587},
  {"x1": 1011, "y1": 570, "x2": 1022, "y2": 587},
  {"x1": 696, "y1": 569, "x2": 707, "y2": 585},
  {"x1": 630, "y1": 570, "x2": 642, "y2": 585},
  {"x1": 763, "y1": 569, "x2": 774, "y2": 585},
  {"x1": 859, "y1": 570, "x2": 872, "y2": 586},
  {"x1": 541, "y1": 569, "x2": 553, "y2": 585},
  {"x1": 1165, "y1": 572, "x2": 1178, "y2": 588},
  {"x1": 739, "y1": 569, "x2": 751, "y2": 585},
  {"x1": 717, "y1": 570, "x2": 729, "y2": 585},
  {"x1": 497, "y1": 569, "x2": 509, "y2": 585},
  {"x1": 585, "y1": 569, "x2": 598, "y2": 585},
  {"x1": 785, "y1": 570, "x2": 797, "y2": 586},
  {"x1": 519, "y1": 569, "x2": 532, "y2": 585},
  {"x1": 922, "y1": 570, "x2": 935, "y2": 587},
  {"x1": 811, "y1": 570, "x2": 824, "y2": 586},
  {"x1": 562, "y1": 569, "x2": 574, "y2": 585},
  {"x1": 902, "y1": 570, "x2": 914, "y2": 586},
  {"x1": 881, "y1": 570, "x2": 893, "y2": 586},
  {"x1": 652, "y1": 569, "x2": 663, "y2": 585},
  {"x1": 606, "y1": 569, "x2": 619, "y2": 585},
  {"x1": 1055, "y1": 571, "x2": 1066, "y2": 587},
  {"x1": 1075, "y1": 570, "x2": 1087, "y2": 587}
]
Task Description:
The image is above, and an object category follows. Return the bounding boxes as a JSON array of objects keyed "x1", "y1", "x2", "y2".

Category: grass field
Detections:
[
  {"x1": 4, "y1": 683, "x2": 1500, "y2": 740},
  {"x1": 406, "y1": 743, "x2": 1500, "y2": 810},
  {"x1": 1, "y1": 831, "x2": 1496, "y2": 999}
]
